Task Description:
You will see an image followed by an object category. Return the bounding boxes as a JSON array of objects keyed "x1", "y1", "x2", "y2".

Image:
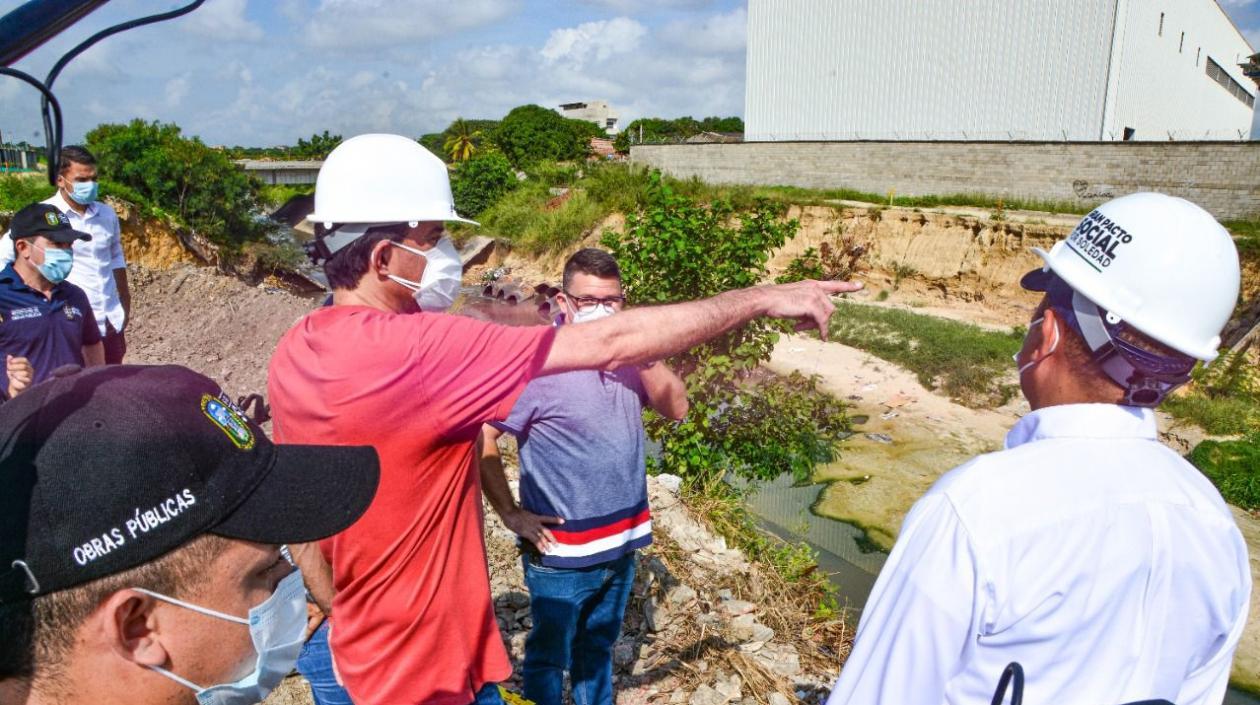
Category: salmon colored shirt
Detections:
[{"x1": 268, "y1": 306, "x2": 555, "y2": 705}]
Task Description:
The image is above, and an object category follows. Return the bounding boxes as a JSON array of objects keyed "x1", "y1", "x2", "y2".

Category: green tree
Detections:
[
  {"x1": 495, "y1": 104, "x2": 601, "y2": 168},
  {"x1": 450, "y1": 152, "x2": 517, "y2": 217},
  {"x1": 443, "y1": 118, "x2": 482, "y2": 162},
  {"x1": 418, "y1": 133, "x2": 447, "y2": 159},
  {"x1": 86, "y1": 119, "x2": 268, "y2": 246},
  {"x1": 614, "y1": 116, "x2": 744, "y2": 151},
  {"x1": 292, "y1": 130, "x2": 342, "y2": 160},
  {"x1": 603, "y1": 173, "x2": 848, "y2": 485}
]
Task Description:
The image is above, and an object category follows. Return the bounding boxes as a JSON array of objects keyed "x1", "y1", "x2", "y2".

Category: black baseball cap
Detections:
[
  {"x1": 0, "y1": 365, "x2": 379, "y2": 604},
  {"x1": 10, "y1": 203, "x2": 91, "y2": 244}
]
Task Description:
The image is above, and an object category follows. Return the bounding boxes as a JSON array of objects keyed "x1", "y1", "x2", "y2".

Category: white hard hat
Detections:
[
  {"x1": 307, "y1": 133, "x2": 477, "y2": 228},
  {"x1": 1024, "y1": 192, "x2": 1239, "y2": 362}
]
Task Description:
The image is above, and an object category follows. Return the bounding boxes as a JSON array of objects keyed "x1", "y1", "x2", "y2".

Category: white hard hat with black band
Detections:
[{"x1": 1020, "y1": 192, "x2": 1241, "y2": 407}]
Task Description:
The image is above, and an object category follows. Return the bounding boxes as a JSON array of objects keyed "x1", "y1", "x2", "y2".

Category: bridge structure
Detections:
[{"x1": 235, "y1": 159, "x2": 322, "y2": 185}]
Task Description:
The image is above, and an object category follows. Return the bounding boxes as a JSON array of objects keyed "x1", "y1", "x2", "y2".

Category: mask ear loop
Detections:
[{"x1": 1017, "y1": 316, "x2": 1059, "y2": 375}]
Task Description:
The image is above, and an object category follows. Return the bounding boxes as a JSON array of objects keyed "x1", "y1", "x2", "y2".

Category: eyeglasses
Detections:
[{"x1": 563, "y1": 291, "x2": 626, "y2": 312}]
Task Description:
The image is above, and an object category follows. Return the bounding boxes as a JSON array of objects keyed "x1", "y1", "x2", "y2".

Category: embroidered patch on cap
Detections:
[
  {"x1": 201, "y1": 394, "x2": 255, "y2": 450},
  {"x1": 44, "y1": 212, "x2": 60, "y2": 227}
]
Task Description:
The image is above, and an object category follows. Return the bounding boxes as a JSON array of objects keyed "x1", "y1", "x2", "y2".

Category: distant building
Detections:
[
  {"x1": 559, "y1": 101, "x2": 620, "y2": 135},
  {"x1": 746, "y1": 0, "x2": 1258, "y2": 141}
]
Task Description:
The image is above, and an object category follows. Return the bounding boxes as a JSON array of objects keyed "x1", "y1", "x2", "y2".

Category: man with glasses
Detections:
[{"x1": 480, "y1": 248, "x2": 688, "y2": 705}]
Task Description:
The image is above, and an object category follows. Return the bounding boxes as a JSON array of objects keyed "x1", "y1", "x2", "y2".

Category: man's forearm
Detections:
[
  {"x1": 114, "y1": 269, "x2": 131, "y2": 320},
  {"x1": 642, "y1": 362, "x2": 688, "y2": 420},
  {"x1": 289, "y1": 542, "x2": 336, "y2": 613},
  {"x1": 545, "y1": 287, "x2": 766, "y2": 374},
  {"x1": 479, "y1": 452, "x2": 519, "y2": 520},
  {"x1": 82, "y1": 341, "x2": 105, "y2": 367}
]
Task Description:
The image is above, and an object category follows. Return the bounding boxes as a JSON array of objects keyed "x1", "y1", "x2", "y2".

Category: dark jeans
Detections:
[
  {"x1": 103, "y1": 322, "x2": 126, "y2": 364},
  {"x1": 297, "y1": 621, "x2": 354, "y2": 705},
  {"x1": 521, "y1": 552, "x2": 636, "y2": 705}
]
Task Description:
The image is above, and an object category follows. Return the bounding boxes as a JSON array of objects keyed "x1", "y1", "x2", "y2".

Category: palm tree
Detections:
[{"x1": 443, "y1": 118, "x2": 481, "y2": 162}]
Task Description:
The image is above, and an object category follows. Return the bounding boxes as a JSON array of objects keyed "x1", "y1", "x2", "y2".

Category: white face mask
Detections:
[
  {"x1": 386, "y1": 236, "x2": 463, "y2": 312},
  {"x1": 1013, "y1": 316, "x2": 1060, "y2": 375},
  {"x1": 138, "y1": 570, "x2": 308, "y2": 705},
  {"x1": 569, "y1": 302, "x2": 617, "y2": 324}
]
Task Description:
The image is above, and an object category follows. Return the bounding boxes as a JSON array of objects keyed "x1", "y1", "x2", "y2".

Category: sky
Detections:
[{"x1": 0, "y1": 0, "x2": 1256, "y2": 148}]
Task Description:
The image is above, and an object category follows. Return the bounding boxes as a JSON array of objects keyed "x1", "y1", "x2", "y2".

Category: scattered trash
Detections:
[
  {"x1": 864, "y1": 433, "x2": 894, "y2": 444},
  {"x1": 882, "y1": 393, "x2": 916, "y2": 409},
  {"x1": 879, "y1": 411, "x2": 899, "y2": 420}
]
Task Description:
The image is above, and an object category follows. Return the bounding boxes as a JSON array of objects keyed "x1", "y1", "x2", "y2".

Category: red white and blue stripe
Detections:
[{"x1": 542, "y1": 499, "x2": 653, "y2": 568}]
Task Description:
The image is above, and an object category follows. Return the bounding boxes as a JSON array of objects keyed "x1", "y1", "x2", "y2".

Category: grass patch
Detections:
[
  {"x1": 678, "y1": 183, "x2": 1092, "y2": 216},
  {"x1": 475, "y1": 179, "x2": 612, "y2": 255},
  {"x1": 1189, "y1": 432, "x2": 1260, "y2": 511},
  {"x1": 828, "y1": 300, "x2": 1024, "y2": 407},
  {"x1": 1224, "y1": 219, "x2": 1260, "y2": 259},
  {"x1": 0, "y1": 174, "x2": 55, "y2": 212},
  {"x1": 1165, "y1": 349, "x2": 1260, "y2": 436},
  {"x1": 1164, "y1": 394, "x2": 1260, "y2": 436}
]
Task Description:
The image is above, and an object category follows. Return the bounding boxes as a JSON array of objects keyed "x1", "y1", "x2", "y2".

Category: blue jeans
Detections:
[
  {"x1": 472, "y1": 682, "x2": 504, "y2": 705},
  {"x1": 521, "y1": 552, "x2": 636, "y2": 705},
  {"x1": 297, "y1": 620, "x2": 354, "y2": 705}
]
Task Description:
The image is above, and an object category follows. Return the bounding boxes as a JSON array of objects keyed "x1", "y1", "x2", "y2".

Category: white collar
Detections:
[
  {"x1": 1005, "y1": 403, "x2": 1157, "y2": 450},
  {"x1": 44, "y1": 190, "x2": 96, "y2": 219}
]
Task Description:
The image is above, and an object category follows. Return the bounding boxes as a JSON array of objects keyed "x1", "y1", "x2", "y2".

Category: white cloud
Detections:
[
  {"x1": 578, "y1": 0, "x2": 714, "y2": 12},
  {"x1": 541, "y1": 17, "x2": 647, "y2": 66},
  {"x1": 164, "y1": 75, "x2": 190, "y2": 107},
  {"x1": 304, "y1": 0, "x2": 519, "y2": 49},
  {"x1": 660, "y1": 6, "x2": 746, "y2": 53},
  {"x1": 1243, "y1": 25, "x2": 1260, "y2": 51},
  {"x1": 0, "y1": 0, "x2": 748, "y2": 147},
  {"x1": 181, "y1": 0, "x2": 264, "y2": 42}
]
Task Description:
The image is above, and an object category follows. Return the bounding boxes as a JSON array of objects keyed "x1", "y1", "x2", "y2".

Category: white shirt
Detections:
[
  {"x1": 0, "y1": 191, "x2": 127, "y2": 336},
  {"x1": 827, "y1": 403, "x2": 1251, "y2": 705}
]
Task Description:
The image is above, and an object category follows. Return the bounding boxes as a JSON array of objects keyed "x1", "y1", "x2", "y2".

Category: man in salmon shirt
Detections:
[{"x1": 267, "y1": 134, "x2": 861, "y2": 705}]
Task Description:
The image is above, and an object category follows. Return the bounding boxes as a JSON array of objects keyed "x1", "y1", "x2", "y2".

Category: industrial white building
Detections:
[{"x1": 745, "y1": 0, "x2": 1258, "y2": 141}]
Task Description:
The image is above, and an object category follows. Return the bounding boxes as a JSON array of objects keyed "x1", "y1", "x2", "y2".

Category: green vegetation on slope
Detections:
[
  {"x1": 827, "y1": 301, "x2": 1025, "y2": 407},
  {"x1": 1189, "y1": 432, "x2": 1260, "y2": 511},
  {"x1": 0, "y1": 174, "x2": 55, "y2": 212},
  {"x1": 1166, "y1": 349, "x2": 1260, "y2": 436}
]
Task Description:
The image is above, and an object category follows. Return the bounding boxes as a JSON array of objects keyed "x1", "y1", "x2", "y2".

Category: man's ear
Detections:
[
  {"x1": 1033, "y1": 308, "x2": 1061, "y2": 359},
  {"x1": 99, "y1": 590, "x2": 170, "y2": 668},
  {"x1": 370, "y1": 240, "x2": 394, "y2": 277}
]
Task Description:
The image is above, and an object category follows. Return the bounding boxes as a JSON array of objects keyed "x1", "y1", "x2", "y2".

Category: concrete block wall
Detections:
[{"x1": 630, "y1": 142, "x2": 1260, "y2": 220}]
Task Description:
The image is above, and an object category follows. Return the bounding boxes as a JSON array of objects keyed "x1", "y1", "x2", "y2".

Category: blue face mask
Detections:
[
  {"x1": 34, "y1": 245, "x2": 74, "y2": 284},
  {"x1": 138, "y1": 569, "x2": 308, "y2": 705},
  {"x1": 68, "y1": 180, "x2": 98, "y2": 205}
]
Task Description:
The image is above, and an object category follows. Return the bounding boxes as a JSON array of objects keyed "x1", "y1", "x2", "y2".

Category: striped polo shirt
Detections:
[{"x1": 493, "y1": 364, "x2": 652, "y2": 568}]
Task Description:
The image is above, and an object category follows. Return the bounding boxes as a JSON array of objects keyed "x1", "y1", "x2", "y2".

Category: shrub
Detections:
[
  {"x1": 451, "y1": 152, "x2": 517, "y2": 217},
  {"x1": 0, "y1": 175, "x2": 55, "y2": 212},
  {"x1": 603, "y1": 172, "x2": 849, "y2": 486},
  {"x1": 86, "y1": 120, "x2": 270, "y2": 247}
]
